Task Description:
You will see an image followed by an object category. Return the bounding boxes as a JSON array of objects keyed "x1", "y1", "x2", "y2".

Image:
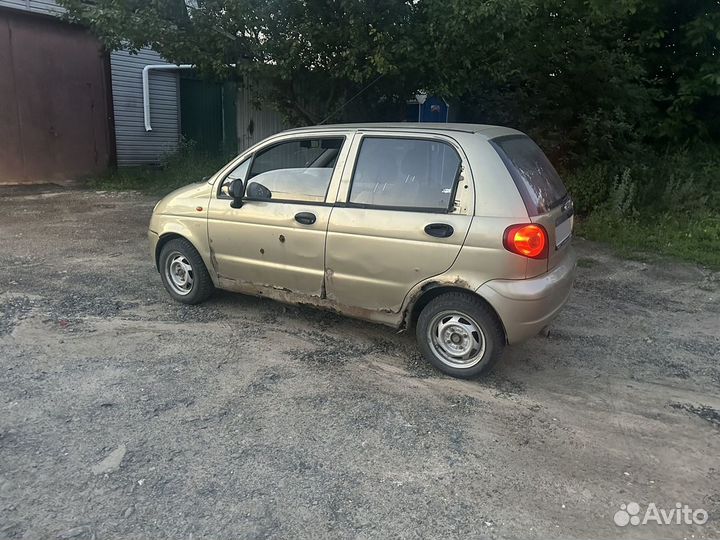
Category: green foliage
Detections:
[
  {"x1": 59, "y1": 0, "x2": 420, "y2": 125},
  {"x1": 566, "y1": 144, "x2": 720, "y2": 216},
  {"x1": 608, "y1": 169, "x2": 638, "y2": 218},
  {"x1": 640, "y1": 1, "x2": 720, "y2": 141},
  {"x1": 563, "y1": 165, "x2": 611, "y2": 216},
  {"x1": 577, "y1": 211, "x2": 720, "y2": 269},
  {"x1": 57, "y1": 0, "x2": 720, "y2": 157},
  {"x1": 420, "y1": 0, "x2": 659, "y2": 162},
  {"x1": 570, "y1": 144, "x2": 720, "y2": 268},
  {"x1": 87, "y1": 144, "x2": 226, "y2": 195}
]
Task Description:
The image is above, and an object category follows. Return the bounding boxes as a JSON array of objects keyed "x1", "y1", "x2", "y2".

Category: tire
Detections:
[
  {"x1": 416, "y1": 292, "x2": 505, "y2": 379},
  {"x1": 158, "y1": 238, "x2": 214, "y2": 304}
]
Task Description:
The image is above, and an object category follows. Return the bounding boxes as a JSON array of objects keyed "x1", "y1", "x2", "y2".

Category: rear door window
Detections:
[
  {"x1": 490, "y1": 135, "x2": 568, "y2": 215},
  {"x1": 348, "y1": 137, "x2": 461, "y2": 211}
]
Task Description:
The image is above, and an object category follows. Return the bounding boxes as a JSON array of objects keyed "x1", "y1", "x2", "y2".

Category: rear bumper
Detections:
[{"x1": 477, "y1": 248, "x2": 577, "y2": 344}]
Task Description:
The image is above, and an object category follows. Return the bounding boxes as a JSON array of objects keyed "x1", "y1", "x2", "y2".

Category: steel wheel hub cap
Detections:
[
  {"x1": 165, "y1": 252, "x2": 194, "y2": 295},
  {"x1": 428, "y1": 311, "x2": 486, "y2": 369}
]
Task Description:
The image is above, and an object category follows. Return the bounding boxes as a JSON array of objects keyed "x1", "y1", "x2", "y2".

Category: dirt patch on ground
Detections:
[{"x1": 1, "y1": 189, "x2": 719, "y2": 539}]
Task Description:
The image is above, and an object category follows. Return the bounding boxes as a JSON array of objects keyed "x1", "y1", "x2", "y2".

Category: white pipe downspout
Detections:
[{"x1": 142, "y1": 64, "x2": 193, "y2": 131}]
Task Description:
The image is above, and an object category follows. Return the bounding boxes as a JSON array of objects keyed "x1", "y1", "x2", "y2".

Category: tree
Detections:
[
  {"x1": 635, "y1": 0, "x2": 720, "y2": 140},
  {"x1": 59, "y1": 0, "x2": 720, "y2": 162},
  {"x1": 59, "y1": 0, "x2": 419, "y2": 125}
]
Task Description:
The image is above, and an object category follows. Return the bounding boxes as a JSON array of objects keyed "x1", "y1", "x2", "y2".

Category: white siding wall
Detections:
[
  {"x1": 0, "y1": 0, "x2": 63, "y2": 15},
  {"x1": 110, "y1": 49, "x2": 180, "y2": 166}
]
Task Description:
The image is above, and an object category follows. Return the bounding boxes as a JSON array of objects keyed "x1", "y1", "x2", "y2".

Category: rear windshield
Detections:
[{"x1": 490, "y1": 135, "x2": 567, "y2": 215}]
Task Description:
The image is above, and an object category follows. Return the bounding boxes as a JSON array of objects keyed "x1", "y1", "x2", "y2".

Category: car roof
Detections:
[{"x1": 281, "y1": 123, "x2": 523, "y2": 139}]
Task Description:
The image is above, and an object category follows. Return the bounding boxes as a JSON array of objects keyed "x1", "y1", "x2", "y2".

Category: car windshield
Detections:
[{"x1": 490, "y1": 135, "x2": 567, "y2": 215}]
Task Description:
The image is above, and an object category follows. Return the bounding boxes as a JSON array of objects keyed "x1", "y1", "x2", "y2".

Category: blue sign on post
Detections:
[{"x1": 420, "y1": 96, "x2": 449, "y2": 122}]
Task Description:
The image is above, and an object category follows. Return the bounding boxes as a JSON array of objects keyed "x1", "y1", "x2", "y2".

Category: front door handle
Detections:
[
  {"x1": 295, "y1": 212, "x2": 316, "y2": 225},
  {"x1": 424, "y1": 223, "x2": 454, "y2": 238}
]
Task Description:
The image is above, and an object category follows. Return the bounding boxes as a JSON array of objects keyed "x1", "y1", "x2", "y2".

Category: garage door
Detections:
[{"x1": 0, "y1": 9, "x2": 113, "y2": 183}]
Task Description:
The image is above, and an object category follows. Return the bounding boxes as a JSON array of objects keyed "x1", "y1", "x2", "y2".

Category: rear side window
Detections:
[
  {"x1": 490, "y1": 135, "x2": 567, "y2": 215},
  {"x1": 348, "y1": 137, "x2": 461, "y2": 211}
]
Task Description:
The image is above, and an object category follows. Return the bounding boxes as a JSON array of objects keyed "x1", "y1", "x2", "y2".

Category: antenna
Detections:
[{"x1": 318, "y1": 74, "x2": 385, "y2": 125}]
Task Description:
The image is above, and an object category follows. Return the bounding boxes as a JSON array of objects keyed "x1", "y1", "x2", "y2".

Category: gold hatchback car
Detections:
[{"x1": 149, "y1": 123, "x2": 576, "y2": 378}]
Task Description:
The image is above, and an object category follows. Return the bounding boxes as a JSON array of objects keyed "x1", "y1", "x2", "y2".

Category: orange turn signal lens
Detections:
[{"x1": 503, "y1": 224, "x2": 548, "y2": 259}]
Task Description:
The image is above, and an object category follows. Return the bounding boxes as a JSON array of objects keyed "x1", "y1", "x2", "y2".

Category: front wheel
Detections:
[
  {"x1": 416, "y1": 292, "x2": 505, "y2": 378},
  {"x1": 158, "y1": 238, "x2": 214, "y2": 304}
]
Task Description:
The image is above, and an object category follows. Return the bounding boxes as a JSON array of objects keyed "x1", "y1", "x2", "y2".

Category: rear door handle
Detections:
[
  {"x1": 424, "y1": 223, "x2": 454, "y2": 238},
  {"x1": 294, "y1": 212, "x2": 316, "y2": 225}
]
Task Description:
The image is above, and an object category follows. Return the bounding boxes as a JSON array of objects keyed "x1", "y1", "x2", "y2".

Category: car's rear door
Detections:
[
  {"x1": 206, "y1": 132, "x2": 352, "y2": 297},
  {"x1": 325, "y1": 131, "x2": 475, "y2": 313}
]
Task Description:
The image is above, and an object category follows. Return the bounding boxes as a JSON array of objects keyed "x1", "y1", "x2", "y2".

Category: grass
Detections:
[
  {"x1": 566, "y1": 144, "x2": 720, "y2": 269},
  {"x1": 86, "y1": 151, "x2": 227, "y2": 196},
  {"x1": 576, "y1": 211, "x2": 720, "y2": 269}
]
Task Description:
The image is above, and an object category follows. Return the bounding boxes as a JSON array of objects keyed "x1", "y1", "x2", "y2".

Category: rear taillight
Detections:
[{"x1": 503, "y1": 224, "x2": 548, "y2": 259}]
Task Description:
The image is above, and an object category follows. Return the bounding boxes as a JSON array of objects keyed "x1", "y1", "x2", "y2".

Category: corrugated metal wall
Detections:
[
  {"x1": 236, "y1": 84, "x2": 287, "y2": 153},
  {"x1": 110, "y1": 49, "x2": 180, "y2": 166},
  {"x1": 0, "y1": 7, "x2": 112, "y2": 182}
]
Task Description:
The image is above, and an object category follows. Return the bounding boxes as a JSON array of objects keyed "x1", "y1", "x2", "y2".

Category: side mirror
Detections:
[
  {"x1": 229, "y1": 179, "x2": 244, "y2": 208},
  {"x1": 246, "y1": 182, "x2": 272, "y2": 200}
]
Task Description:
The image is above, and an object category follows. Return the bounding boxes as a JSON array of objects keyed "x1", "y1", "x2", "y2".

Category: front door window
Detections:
[{"x1": 245, "y1": 138, "x2": 344, "y2": 203}]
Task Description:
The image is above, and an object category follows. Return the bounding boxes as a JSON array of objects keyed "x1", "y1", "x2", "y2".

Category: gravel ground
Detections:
[{"x1": 1, "y1": 188, "x2": 719, "y2": 540}]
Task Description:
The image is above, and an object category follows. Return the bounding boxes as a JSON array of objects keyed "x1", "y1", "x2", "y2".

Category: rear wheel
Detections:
[
  {"x1": 158, "y1": 238, "x2": 214, "y2": 304},
  {"x1": 416, "y1": 292, "x2": 504, "y2": 378}
]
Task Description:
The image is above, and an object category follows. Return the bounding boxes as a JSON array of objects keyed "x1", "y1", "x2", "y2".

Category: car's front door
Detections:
[
  {"x1": 207, "y1": 132, "x2": 352, "y2": 297},
  {"x1": 325, "y1": 132, "x2": 475, "y2": 313}
]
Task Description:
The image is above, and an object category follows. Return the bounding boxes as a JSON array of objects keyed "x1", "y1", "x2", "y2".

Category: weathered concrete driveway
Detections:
[{"x1": 1, "y1": 188, "x2": 719, "y2": 539}]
